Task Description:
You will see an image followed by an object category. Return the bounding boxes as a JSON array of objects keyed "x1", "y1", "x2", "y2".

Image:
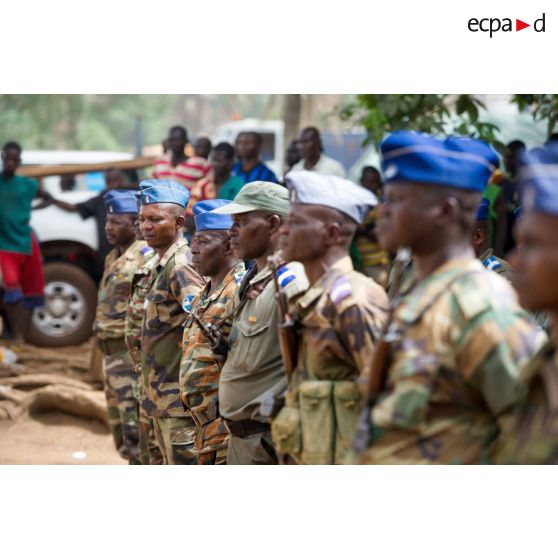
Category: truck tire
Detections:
[{"x1": 27, "y1": 263, "x2": 97, "y2": 347}]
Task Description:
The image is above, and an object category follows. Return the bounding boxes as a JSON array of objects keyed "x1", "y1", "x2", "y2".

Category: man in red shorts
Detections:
[{"x1": 0, "y1": 141, "x2": 52, "y2": 343}]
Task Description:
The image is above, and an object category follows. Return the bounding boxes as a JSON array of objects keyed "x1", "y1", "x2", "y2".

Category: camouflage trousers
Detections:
[
  {"x1": 102, "y1": 350, "x2": 140, "y2": 464},
  {"x1": 138, "y1": 404, "x2": 164, "y2": 465},
  {"x1": 191, "y1": 417, "x2": 228, "y2": 465},
  {"x1": 152, "y1": 416, "x2": 197, "y2": 465},
  {"x1": 227, "y1": 430, "x2": 278, "y2": 465}
]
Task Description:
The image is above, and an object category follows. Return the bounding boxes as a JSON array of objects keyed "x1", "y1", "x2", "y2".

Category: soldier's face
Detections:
[
  {"x1": 510, "y1": 213, "x2": 558, "y2": 311},
  {"x1": 229, "y1": 211, "x2": 274, "y2": 260},
  {"x1": 190, "y1": 231, "x2": 229, "y2": 277},
  {"x1": 105, "y1": 214, "x2": 136, "y2": 247},
  {"x1": 139, "y1": 204, "x2": 184, "y2": 249},
  {"x1": 377, "y1": 182, "x2": 439, "y2": 253},
  {"x1": 280, "y1": 204, "x2": 328, "y2": 263}
]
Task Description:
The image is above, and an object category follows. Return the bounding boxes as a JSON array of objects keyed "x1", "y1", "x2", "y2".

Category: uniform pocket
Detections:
[
  {"x1": 169, "y1": 417, "x2": 197, "y2": 465},
  {"x1": 271, "y1": 404, "x2": 302, "y2": 457},
  {"x1": 333, "y1": 381, "x2": 362, "y2": 464},
  {"x1": 299, "y1": 381, "x2": 335, "y2": 464},
  {"x1": 230, "y1": 320, "x2": 271, "y2": 375}
]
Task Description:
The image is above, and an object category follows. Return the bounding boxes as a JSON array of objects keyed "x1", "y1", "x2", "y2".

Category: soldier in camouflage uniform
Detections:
[
  {"x1": 495, "y1": 144, "x2": 558, "y2": 464},
  {"x1": 271, "y1": 171, "x2": 389, "y2": 464},
  {"x1": 124, "y1": 209, "x2": 163, "y2": 465},
  {"x1": 95, "y1": 189, "x2": 148, "y2": 464},
  {"x1": 211, "y1": 181, "x2": 308, "y2": 465},
  {"x1": 138, "y1": 179, "x2": 205, "y2": 465},
  {"x1": 357, "y1": 131, "x2": 545, "y2": 465},
  {"x1": 179, "y1": 199, "x2": 245, "y2": 465}
]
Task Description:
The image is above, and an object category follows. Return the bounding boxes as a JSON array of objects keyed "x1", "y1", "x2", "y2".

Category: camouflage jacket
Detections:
[
  {"x1": 95, "y1": 240, "x2": 153, "y2": 340},
  {"x1": 124, "y1": 248, "x2": 157, "y2": 366},
  {"x1": 361, "y1": 256, "x2": 546, "y2": 464},
  {"x1": 140, "y1": 239, "x2": 205, "y2": 418},
  {"x1": 495, "y1": 339, "x2": 558, "y2": 464},
  {"x1": 179, "y1": 261, "x2": 246, "y2": 420},
  {"x1": 291, "y1": 256, "x2": 388, "y2": 385},
  {"x1": 273, "y1": 256, "x2": 389, "y2": 465}
]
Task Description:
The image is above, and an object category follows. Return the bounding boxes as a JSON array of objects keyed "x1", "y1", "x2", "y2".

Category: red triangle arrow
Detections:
[{"x1": 516, "y1": 19, "x2": 530, "y2": 31}]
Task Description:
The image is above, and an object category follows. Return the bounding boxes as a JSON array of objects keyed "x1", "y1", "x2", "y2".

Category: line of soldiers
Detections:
[{"x1": 94, "y1": 129, "x2": 558, "y2": 465}]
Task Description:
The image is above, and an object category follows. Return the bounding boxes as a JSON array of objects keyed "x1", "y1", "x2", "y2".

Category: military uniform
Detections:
[
  {"x1": 124, "y1": 250, "x2": 162, "y2": 465},
  {"x1": 141, "y1": 238, "x2": 205, "y2": 464},
  {"x1": 357, "y1": 131, "x2": 546, "y2": 464},
  {"x1": 271, "y1": 171, "x2": 388, "y2": 464},
  {"x1": 211, "y1": 180, "x2": 309, "y2": 464},
  {"x1": 272, "y1": 256, "x2": 388, "y2": 464},
  {"x1": 493, "y1": 143, "x2": 558, "y2": 464},
  {"x1": 96, "y1": 238, "x2": 151, "y2": 464},
  {"x1": 217, "y1": 261, "x2": 307, "y2": 464},
  {"x1": 180, "y1": 261, "x2": 245, "y2": 464},
  {"x1": 359, "y1": 257, "x2": 544, "y2": 464}
]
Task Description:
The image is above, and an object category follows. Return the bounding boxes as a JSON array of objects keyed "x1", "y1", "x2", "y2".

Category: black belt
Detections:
[
  {"x1": 224, "y1": 419, "x2": 270, "y2": 438},
  {"x1": 98, "y1": 337, "x2": 127, "y2": 356}
]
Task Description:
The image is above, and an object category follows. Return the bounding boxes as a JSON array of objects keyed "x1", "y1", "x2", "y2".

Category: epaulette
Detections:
[
  {"x1": 483, "y1": 255, "x2": 503, "y2": 272},
  {"x1": 277, "y1": 265, "x2": 297, "y2": 288},
  {"x1": 182, "y1": 294, "x2": 195, "y2": 313},
  {"x1": 329, "y1": 275, "x2": 352, "y2": 305}
]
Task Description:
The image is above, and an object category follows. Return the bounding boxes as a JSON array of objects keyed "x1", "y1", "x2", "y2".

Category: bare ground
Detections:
[{"x1": 0, "y1": 339, "x2": 126, "y2": 465}]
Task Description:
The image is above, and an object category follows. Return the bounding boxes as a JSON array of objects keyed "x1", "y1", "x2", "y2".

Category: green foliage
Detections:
[
  {"x1": 340, "y1": 94, "x2": 502, "y2": 149},
  {"x1": 512, "y1": 95, "x2": 558, "y2": 136}
]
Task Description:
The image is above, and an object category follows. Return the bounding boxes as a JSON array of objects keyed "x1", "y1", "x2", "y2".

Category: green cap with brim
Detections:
[{"x1": 211, "y1": 181, "x2": 290, "y2": 216}]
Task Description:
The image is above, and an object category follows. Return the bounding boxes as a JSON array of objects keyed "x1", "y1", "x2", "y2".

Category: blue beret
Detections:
[
  {"x1": 518, "y1": 144, "x2": 558, "y2": 217},
  {"x1": 103, "y1": 189, "x2": 139, "y2": 214},
  {"x1": 284, "y1": 171, "x2": 377, "y2": 224},
  {"x1": 381, "y1": 131, "x2": 500, "y2": 192},
  {"x1": 193, "y1": 199, "x2": 233, "y2": 231},
  {"x1": 475, "y1": 197, "x2": 490, "y2": 221},
  {"x1": 138, "y1": 179, "x2": 190, "y2": 208}
]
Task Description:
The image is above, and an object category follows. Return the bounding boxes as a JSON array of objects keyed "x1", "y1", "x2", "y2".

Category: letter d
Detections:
[{"x1": 534, "y1": 13, "x2": 545, "y2": 32}]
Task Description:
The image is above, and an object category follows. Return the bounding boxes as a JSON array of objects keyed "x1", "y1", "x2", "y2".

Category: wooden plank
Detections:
[{"x1": 18, "y1": 156, "x2": 156, "y2": 178}]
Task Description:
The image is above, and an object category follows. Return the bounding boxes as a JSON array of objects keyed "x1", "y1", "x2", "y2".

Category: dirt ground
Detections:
[{"x1": 0, "y1": 339, "x2": 126, "y2": 465}]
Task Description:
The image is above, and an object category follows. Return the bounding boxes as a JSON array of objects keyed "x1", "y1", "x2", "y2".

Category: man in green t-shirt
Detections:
[{"x1": 0, "y1": 141, "x2": 52, "y2": 343}]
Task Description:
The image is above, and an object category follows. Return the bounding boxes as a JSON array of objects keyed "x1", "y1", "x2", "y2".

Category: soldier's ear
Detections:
[
  {"x1": 267, "y1": 214, "x2": 282, "y2": 235},
  {"x1": 176, "y1": 214, "x2": 185, "y2": 230}
]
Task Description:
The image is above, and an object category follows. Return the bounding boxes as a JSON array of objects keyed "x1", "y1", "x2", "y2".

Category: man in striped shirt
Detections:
[{"x1": 153, "y1": 125, "x2": 210, "y2": 192}]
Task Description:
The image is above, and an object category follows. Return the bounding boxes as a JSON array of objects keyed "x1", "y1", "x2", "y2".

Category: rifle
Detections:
[
  {"x1": 190, "y1": 309, "x2": 230, "y2": 358},
  {"x1": 267, "y1": 250, "x2": 299, "y2": 382},
  {"x1": 353, "y1": 247, "x2": 412, "y2": 455}
]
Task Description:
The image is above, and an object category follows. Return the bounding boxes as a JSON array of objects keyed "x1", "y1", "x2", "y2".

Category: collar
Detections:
[
  {"x1": 396, "y1": 256, "x2": 482, "y2": 323},
  {"x1": 158, "y1": 238, "x2": 188, "y2": 269},
  {"x1": 296, "y1": 256, "x2": 353, "y2": 310},
  {"x1": 199, "y1": 261, "x2": 245, "y2": 306},
  {"x1": 250, "y1": 264, "x2": 273, "y2": 284}
]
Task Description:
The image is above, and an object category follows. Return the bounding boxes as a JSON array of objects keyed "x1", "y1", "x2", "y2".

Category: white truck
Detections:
[{"x1": 17, "y1": 151, "x2": 137, "y2": 346}]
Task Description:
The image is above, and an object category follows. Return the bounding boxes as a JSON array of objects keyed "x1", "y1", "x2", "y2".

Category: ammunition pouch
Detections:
[{"x1": 271, "y1": 380, "x2": 362, "y2": 465}]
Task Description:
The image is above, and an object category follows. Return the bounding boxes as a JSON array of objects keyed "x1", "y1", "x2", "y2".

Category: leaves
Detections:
[{"x1": 339, "y1": 94, "x2": 501, "y2": 148}]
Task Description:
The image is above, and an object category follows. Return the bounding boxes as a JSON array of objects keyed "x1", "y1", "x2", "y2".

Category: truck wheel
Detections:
[{"x1": 27, "y1": 263, "x2": 97, "y2": 347}]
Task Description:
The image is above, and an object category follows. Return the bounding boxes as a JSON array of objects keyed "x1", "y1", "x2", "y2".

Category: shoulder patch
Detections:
[
  {"x1": 277, "y1": 265, "x2": 296, "y2": 288},
  {"x1": 483, "y1": 255, "x2": 502, "y2": 272},
  {"x1": 182, "y1": 294, "x2": 195, "y2": 313},
  {"x1": 234, "y1": 269, "x2": 246, "y2": 285},
  {"x1": 140, "y1": 245, "x2": 154, "y2": 257},
  {"x1": 329, "y1": 276, "x2": 352, "y2": 305}
]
